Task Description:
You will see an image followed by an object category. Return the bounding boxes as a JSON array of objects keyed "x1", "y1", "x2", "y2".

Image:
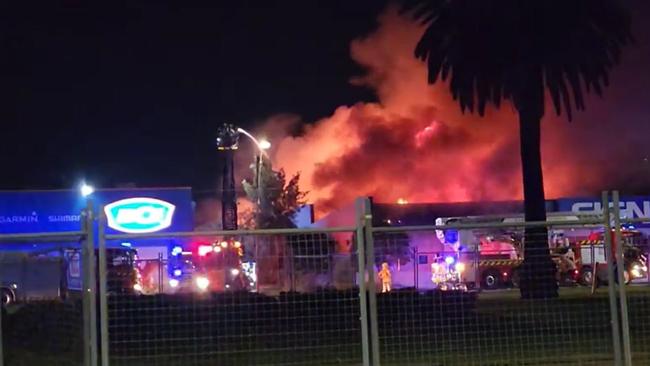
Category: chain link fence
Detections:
[
  {"x1": 617, "y1": 194, "x2": 650, "y2": 365},
  {"x1": 3, "y1": 193, "x2": 650, "y2": 365},
  {"x1": 369, "y1": 216, "x2": 619, "y2": 365},
  {"x1": 99, "y1": 222, "x2": 364, "y2": 366},
  {"x1": 0, "y1": 226, "x2": 92, "y2": 366}
]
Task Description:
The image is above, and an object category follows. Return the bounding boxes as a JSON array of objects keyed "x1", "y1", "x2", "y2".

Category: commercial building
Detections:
[{"x1": 0, "y1": 187, "x2": 193, "y2": 255}]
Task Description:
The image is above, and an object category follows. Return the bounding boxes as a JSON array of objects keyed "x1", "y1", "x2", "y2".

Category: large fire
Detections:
[{"x1": 245, "y1": 8, "x2": 650, "y2": 218}]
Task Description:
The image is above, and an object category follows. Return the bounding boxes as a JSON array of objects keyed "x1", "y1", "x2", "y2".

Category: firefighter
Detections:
[
  {"x1": 431, "y1": 255, "x2": 447, "y2": 286},
  {"x1": 378, "y1": 262, "x2": 392, "y2": 293}
]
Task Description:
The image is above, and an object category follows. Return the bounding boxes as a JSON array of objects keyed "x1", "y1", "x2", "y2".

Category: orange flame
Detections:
[{"x1": 246, "y1": 7, "x2": 650, "y2": 219}]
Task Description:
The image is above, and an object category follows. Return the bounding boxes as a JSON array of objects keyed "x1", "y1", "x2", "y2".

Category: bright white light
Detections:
[
  {"x1": 231, "y1": 268, "x2": 240, "y2": 276},
  {"x1": 213, "y1": 246, "x2": 222, "y2": 253},
  {"x1": 220, "y1": 241, "x2": 228, "y2": 248},
  {"x1": 133, "y1": 283, "x2": 143, "y2": 292},
  {"x1": 80, "y1": 183, "x2": 94, "y2": 197},
  {"x1": 198, "y1": 245, "x2": 213, "y2": 256},
  {"x1": 396, "y1": 198, "x2": 408, "y2": 205},
  {"x1": 169, "y1": 279, "x2": 179, "y2": 288},
  {"x1": 258, "y1": 139, "x2": 271, "y2": 150},
  {"x1": 237, "y1": 127, "x2": 271, "y2": 154},
  {"x1": 455, "y1": 263, "x2": 465, "y2": 273},
  {"x1": 171, "y1": 246, "x2": 183, "y2": 256},
  {"x1": 445, "y1": 256, "x2": 455, "y2": 265},
  {"x1": 195, "y1": 276, "x2": 210, "y2": 291},
  {"x1": 173, "y1": 269, "x2": 182, "y2": 277}
]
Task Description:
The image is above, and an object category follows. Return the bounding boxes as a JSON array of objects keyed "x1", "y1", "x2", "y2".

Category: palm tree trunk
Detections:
[{"x1": 517, "y1": 106, "x2": 558, "y2": 299}]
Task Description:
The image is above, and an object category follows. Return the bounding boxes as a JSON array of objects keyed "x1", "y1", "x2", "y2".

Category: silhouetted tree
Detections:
[
  {"x1": 405, "y1": 0, "x2": 632, "y2": 298},
  {"x1": 242, "y1": 159, "x2": 335, "y2": 282},
  {"x1": 242, "y1": 158, "x2": 307, "y2": 229}
]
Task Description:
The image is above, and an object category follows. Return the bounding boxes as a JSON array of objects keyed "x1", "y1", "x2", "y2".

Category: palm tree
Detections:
[{"x1": 404, "y1": 0, "x2": 632, "y2": 298}]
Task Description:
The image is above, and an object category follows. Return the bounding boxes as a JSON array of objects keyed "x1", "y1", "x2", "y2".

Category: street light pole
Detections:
[
  {"x1": 256, "y1": 154, "x2": 262, "y2": 207},
  {"x1": 236, "y1": 127, "x2": 271, "y2": 221}
]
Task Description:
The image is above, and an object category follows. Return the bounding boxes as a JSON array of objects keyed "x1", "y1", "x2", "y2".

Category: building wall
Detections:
[{"x1": 0, "y1": 188, "x2": 194, "y2": 235}]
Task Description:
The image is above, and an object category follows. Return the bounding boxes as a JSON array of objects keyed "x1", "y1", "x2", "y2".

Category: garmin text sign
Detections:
[{"x1": 104, "y1": 197, "x2": 176, "y2": 233}]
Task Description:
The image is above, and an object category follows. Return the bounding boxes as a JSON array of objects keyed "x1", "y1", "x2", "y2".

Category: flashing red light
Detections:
[
  {"x1": 198, "y1": 245, "x2": 213, "y2": 257},
  {"x1": 503, "y1": 272, "x2": 508, "y2": 277},
  {"x1": 574, "y1": 270, "x2": 579, "y2": 275}
]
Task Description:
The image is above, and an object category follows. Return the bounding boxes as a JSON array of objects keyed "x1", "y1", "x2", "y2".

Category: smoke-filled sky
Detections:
[
  {"x1": 2, "y1": 1, "x2": 649, "y2": 218},
  {"x1": 251, "y1": 4, "x2": 650, "y2": 217}
]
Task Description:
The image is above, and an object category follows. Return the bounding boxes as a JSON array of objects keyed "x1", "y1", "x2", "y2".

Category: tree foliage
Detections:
[
  {"x1": 242, "y1": 158, "x2": 308, "y2": 229},
  {"x1": 242, "y1": 158, "x2": 335, "y2": 275},
  {"x1": 403, "y1": 0, "x2": 633, "y2": 119}
]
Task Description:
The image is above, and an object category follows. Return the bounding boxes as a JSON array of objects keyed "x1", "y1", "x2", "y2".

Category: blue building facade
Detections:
[
  {"x1": 0, "y1": 188, "x2": 195, "y2": 292},
  {"x1": 0, "y1": 188, "x2": 193, "y2": 235}
]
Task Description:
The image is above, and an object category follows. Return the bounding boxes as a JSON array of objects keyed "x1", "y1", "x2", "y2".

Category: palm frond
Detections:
[{"x1": 404, "y1": 0, "x2": 633, "y2": 120}]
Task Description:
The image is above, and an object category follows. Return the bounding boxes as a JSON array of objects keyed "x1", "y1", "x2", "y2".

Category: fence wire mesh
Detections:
[
  {"x1": 6, "y1": 194, "x2": 650, "y2": 366},
  {"x1": 620, "y1": 217, "x2": 650, "y2": 365},
  {"x1": 370, "y1": 218, "x2": 624, "y2": 366},
  {"x1": 0, "y1": 232, "x2": 87, "y2": 366},
  {"x1": 102, "y1": 230, "x2": 362, "y2": 366}
]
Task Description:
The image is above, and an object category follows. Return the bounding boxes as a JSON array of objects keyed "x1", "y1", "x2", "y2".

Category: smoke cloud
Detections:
[{"x1": 248, "y1": 6, "x2": 650, "y2": 218}]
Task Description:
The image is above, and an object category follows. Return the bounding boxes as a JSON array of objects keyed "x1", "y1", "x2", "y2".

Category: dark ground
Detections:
[{"x1": 3, "y1": 287, "x2": 650, "y2": 366}]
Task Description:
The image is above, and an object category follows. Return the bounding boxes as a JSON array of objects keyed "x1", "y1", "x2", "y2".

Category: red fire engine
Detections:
[{"x1": 575, "y1": 229, "x2": 648, "y2": 285}]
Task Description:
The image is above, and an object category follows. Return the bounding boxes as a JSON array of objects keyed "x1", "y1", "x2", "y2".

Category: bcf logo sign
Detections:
[{"x1": 104, "y1": 197, "x2": 176, "y2": 233}]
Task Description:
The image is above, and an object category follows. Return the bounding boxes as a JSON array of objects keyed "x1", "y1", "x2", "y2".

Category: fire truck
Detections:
[
  {"x1": 436, "y1": 213, "x2": 590, "y2": 290},
  {"x1": 166, "y1": 239, "x2": 255, "y2": 293},
  {"x1": 1, "y1": 246, "x2": 142, "y2": 306},
  {"x1": 575, "y1": 229, "x2": 648, "y2": 286},
  {"x1": 430, "y1": 254, "x2": 469, "y2": 291}
]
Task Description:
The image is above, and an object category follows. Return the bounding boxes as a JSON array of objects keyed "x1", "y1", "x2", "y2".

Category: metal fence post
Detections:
[
  {"x1": 603, "y1": 191, "x2": 623, "y2": 366},
  {"x1": 612, "y1": 191, "x2": 633, "y2": 366},
  {"x1": 355, "y1": 198, "x2": 371, "y2": 366},
  {"x1": 82, "y1": 200, "x2": 98, "y2": 366},
  {"x1": 0, "y1": 256, "x2": 4, "y2": 366},
  {"x1": 82, "y1": 205, "x2": 91, "y2": 366},
  {"x1": 98, "y1": 211, "x2": 110, "y2": 366},
  {"x1": 363, "y1": 197, "x2": 381, "y2": 366}
]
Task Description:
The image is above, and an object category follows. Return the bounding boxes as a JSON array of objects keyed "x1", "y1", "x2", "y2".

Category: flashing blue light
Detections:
[
  {"x1": 171, "y1": 246, "x2": 183, "y2": 256},
  {"x1": 120, "y1": 242, "x2": 132, "y2": 248},
  {"x1": 173, "y1": 269, "x2": 182, "y2": 277},
  {"x1": 445, "y1": 230, "x2": 458, "y2": 244},
  {"x1": 445, "y1": 256, "x2": 455, "y2": 265}
]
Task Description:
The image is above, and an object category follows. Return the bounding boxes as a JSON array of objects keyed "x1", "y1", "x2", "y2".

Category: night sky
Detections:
[
  {"x1": 2, "y1": 0, "x2": 650, "y2": 203},
  {"x1": 1, "y1": 0, "x2": 385, "y2": 192}
]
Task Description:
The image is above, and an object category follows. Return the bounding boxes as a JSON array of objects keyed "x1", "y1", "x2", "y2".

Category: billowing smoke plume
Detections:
[{"x1": 249, "y1": 6, "x2": 650, "y2": 218}]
